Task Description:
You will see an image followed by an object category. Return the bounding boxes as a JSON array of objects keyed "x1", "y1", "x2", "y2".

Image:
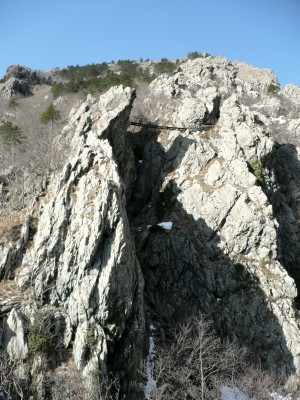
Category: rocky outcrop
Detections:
[
  {"x1": 2, "y1": 308, "x2": 28, "y2": 360},
  {"x1": 1, "y1": 86, "x2": 144, "y2": 396},
  {"x1": 4, "y1": 65, "x2": 41, "y2": 84},
  {"x1": 1, "y1": 55, "x2": 300, "y2": 397},
  {"x1": 129, "y1": 56, "x2": 300, "y2": 376},
  {"x1": 0, "y1": 215, "x2": 31, "y2": 280},
  {"x1": 0, "y1": 65, "x2": 41, "y2": 98},
  {"x1": 0, "y1": 77, "x2": 30, "y2": 98}
]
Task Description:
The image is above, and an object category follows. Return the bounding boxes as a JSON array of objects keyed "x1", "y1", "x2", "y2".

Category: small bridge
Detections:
[
  {"x1": 129, "y1": 121, "x2": 187, "y2": 132},
  {"x1": 129, "y1": 121, "x2": 213, "y2": 132}
]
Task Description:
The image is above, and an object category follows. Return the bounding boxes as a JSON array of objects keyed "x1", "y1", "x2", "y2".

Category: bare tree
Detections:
[
  {"x1": 87, "y1": 371, "x2": 121, "y2": 400},
  {"x1": 51, "y1": 369, "x2": 87, "y2": 400},
  {"x1": 0, "y1": 90, "x2": 74, "y2": 215},
  {"x1": 0, "y1": 353, "x2": 24, "y2": 399},
  {"x1": 145, "y1": 315, "x2": 288, "y2": 400}
]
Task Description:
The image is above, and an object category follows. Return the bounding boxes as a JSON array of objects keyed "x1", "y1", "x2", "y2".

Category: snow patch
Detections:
[
  {"x1": 220, "y1": 386, "x2": 254, "y2": 400},
  {"x1": 147, "y1": 221, "x2": 173, "y2": 230},
  {"x1": 158, "y1": 221, "x2": 173, "y2": 230},
  {"x1": 271, "y1": 116, "x2": 286, "y2": 124},
  {"x1": 269, "y1": 392, "x2": 291, "y2": 400},
  {"x1": 144, "y1": 325, "x2": 157, "y2": 399},
  {"x1": 5, "y1": 112, "x2": 14, "y2": 118},
  {"x1": 86, "y1": 132, "x2": 101, "y2": 147},
  {"x1": 220, "y1": 387, "x2": 290, "y2": 400},
  {"x1": 252, "y1": 103, "x2": 265, "y2": 109}
]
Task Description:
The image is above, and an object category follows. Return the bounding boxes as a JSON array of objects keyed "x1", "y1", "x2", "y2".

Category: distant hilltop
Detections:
[{"x1": 0, "y1": 52, "x2": 285, "y2": 99}]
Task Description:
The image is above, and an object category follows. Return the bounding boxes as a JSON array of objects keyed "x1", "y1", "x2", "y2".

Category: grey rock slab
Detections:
[{"x1": 16, "y1": 86, "x2": 144, "y2": 385}]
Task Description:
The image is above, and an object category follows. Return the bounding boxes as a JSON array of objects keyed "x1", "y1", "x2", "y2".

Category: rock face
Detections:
[
  {"x1": 2, "y1": 308, "x2": 28, "y2": 360},
  {"x1": 1, "y1": 55, "x2": 300, "y2": 397},
  {"x1": 2, "y1": 86, "x2": 144, "y2": 396},
  {"x1": 4, "y1": 65, "x2": 41, "y2": 84},
  {"x1": 129, "y1": 56, "x2": 300, "y2": 376},
  {"x1": 0, "y1": 77, "x2": 30, "y2": 98},
  {"x1": 0, "y1": 65, "x2": 41, "y2": 97}
]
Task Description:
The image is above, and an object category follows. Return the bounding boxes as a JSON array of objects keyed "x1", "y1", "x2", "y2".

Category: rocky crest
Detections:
[
  {"x1": 0, "y1": 65, "x2": 42, "y2": 97},
  {"x1": 129, "y1": 57, "x2": 300, "y2": 376},
  {"x1": 1, "y1": 55, "x2": 300, "y2": 397},
  {"x1": 1, "y1": 86, "x2": 144, "y2": 397}
]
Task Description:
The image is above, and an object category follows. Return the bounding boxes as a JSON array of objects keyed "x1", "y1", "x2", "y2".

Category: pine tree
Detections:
[
  {"x1": 39, "y1": 103, "x2": 61, "y2": 183},
  {"x1": 40, "y1": 103, "x2": 61, "y2": 125},
  {"x1": 0, "y1": 121, "x2": 23, "y2": 147},
  {"x1": 8, "y1": 96, "x2": 19, "y2": 110}
]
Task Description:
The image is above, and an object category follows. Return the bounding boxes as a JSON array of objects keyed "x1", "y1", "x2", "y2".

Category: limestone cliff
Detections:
[
  {"x1": 1, "y1": 55, "x2": 300, "y2": 398},
  {"x1": 1, "y1": 86, "x2": 144, "y2": 398},
  {"x1": 129, "y1": 56, "x2": 300, "y2": 376}
]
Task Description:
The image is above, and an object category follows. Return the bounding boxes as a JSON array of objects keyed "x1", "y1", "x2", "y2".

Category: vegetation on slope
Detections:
[{"x1": 51, "y1": 59, "x2": 157, "y2": 98}]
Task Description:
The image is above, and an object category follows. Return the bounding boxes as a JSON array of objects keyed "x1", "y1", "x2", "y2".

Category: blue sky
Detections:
[{"x1": 1, "y1": 0, "x2": 299, "y2": 86}]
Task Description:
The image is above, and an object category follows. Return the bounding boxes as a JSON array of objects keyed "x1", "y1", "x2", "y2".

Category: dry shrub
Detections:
[
  {"x1": 51, "y1": 361, "x2": 120, "y2": 400},
  {"x1": 0, "y1": 279, "x2": 21, "y2": 300},
  {"x1": 51, "y1": 363, "x2": 87, "y2": 400},
  {"x1": 0, "y1": 353, "x2": 25, "y2": 399},
  {"x1": 145, "y1": 315, "x2": 289, "y2": 400},
  {"x1": 0, "y1": 88, "x2": 81, "y2": 214},
  {"x1": 0, "y1": 209, "x2": 26, "y2": 243}
]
